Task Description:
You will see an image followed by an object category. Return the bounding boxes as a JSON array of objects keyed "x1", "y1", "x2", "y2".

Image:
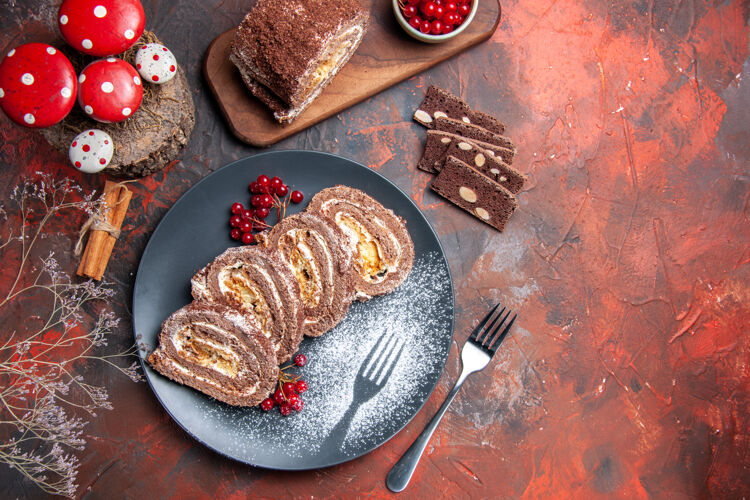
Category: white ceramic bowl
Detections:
[{"x1": 392, "y1": 0, "x2": 479, "y2": 44}]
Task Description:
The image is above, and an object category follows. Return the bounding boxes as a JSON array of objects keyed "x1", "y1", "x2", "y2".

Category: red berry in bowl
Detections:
[
  {"x1": 420, "y1": 20, "x2": 431, "y2": 33},
  {"x1": 275, "y1": 184, "x2": 289, "y2": 197},
  {"x1": 434, "y1": 5, "x2": 445, "y2": 19},
  {"x1": 294, "y1": 353, "x2": 307, "y2": 367},
  {"x1": 403, "y1": 4, "x2": 417, "y2": 18},
  {"x1": 280, "y1": 404, "x2": 292, "y2": 416},
  {"x1": 282, "y1": 382, "x2": 296, "y2": 397},
  {"x1": 259, "y1": 194, "x2": 273, "y2": 208},
  {"x1": 445, "y1": 1, "x2": 457, "y2": 12},
  {"x1": 273, "y1": 389, "x2": 285, "y2": 405},
  {"x1": 420, "y1": 1, "x2": 437, "y2": 18},
  {"x1": 442, "y1": 23, "x2": 454, "y2": 34},
  {"x1": 239, "y1": 220, "x2": 252, "y2": 233},
  {"x1": 409, "y1": 15, "x2": 422, "y2": 30},
  {"x1": 241, "y1": 232, "x2": 254, "y2": 245},
  {"x1": 229, "y1": 215, "x2": 241, "y2": 228},
  {"x1": 431, "y1": 20, "x2": 443, "y2": 34},
  {"x1": 269, "y1": 176, "x2": 283, "y2": 191},
  {"x1": 230, "y1": 228, "x2": 241, "y2": 240},
  {"x1": 260, "y1": 398, "x2": 274, "y2": 411},
  {"x1": 230, "y1": 202, "x2": 244, "y2": 214},
  {"x1": 291, "y1": 398, "x2": 304, "y2": 412},
  {"x1": 290, "y1": 190, "x2": 304, "y2": 204},
  {"x1": 295, "y1": 380, "x2": 308, "y2": 393},
  {"x1": 458, "y1": 1, "x2": 471, "y2": 16},
  {"x1": 255, "y1": 207, "x2": 269, "y2": 219}
]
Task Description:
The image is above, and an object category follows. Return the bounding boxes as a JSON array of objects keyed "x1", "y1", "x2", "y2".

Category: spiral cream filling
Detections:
[{"x1": 173, "y1": 322, "x2": 242, "y2": 378}]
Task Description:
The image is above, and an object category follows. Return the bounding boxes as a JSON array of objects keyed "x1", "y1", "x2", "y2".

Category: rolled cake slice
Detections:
[
  {"x1": 230, "y1": 0, "x2": 369, "y2": 123},
  {"x1": 443, "y1": 140, "x2": 527, "y2": 194},
  {"x1": 147, "y1": 302, "x2": 278, "y2": 407},
  {"x1": 434, "y1": 117, "x2": 517, "y2": 153},
  {"x1": 431, "y1": 156, "x2": 519, "y2": 232},
  {"x1": 413, "y1": 85, "x2": 506, "y2": 134},
  {"x1": 258, "y1": 213, "x2": 354, "y2": 337},
  {"x1": 308, "y1": 186, "x2": 415, "y2": 301},
  {"x1": 418, "y1": 130, "x2": 516, "y2": 174},
  {"x1": 190, "y1": 246, "x2": 304, "y2": 363}
]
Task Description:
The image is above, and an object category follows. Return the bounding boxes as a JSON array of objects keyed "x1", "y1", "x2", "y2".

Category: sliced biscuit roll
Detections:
[
  {"x1": 258, "y1": 213, "x2": 354, "y2": 337},
  {"x1": 308, "y1": 186, "x2": 414, "y2": 301},
  {"x1": 191, "y1": 246, "x2": 304, "y2": 363},
  {"x1": 147, "y1": 302, "x2": 278, "y2": 407}
]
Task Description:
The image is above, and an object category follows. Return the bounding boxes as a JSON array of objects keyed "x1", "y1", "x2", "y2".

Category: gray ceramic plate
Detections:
[{"x1": 133, "y1": 151, "x2": 454, "y2": 469}]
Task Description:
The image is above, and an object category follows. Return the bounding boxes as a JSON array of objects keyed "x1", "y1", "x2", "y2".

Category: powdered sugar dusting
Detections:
[{"x1": 193, "y1": 251, "x2": 452, "y2": 466}]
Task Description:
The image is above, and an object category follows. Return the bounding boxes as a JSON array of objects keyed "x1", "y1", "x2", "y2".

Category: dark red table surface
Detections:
[{"x1": 1, "y1": 1, "x2": 748, "y2": 498}]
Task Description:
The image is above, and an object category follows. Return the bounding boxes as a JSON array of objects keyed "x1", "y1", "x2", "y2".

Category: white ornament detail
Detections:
[
  {"x1": 7, "y1": 49, "x2": 15, "y2": 57},
  {"x1": 79, "y1": 74, "x2": 86, "y2": 83},
  {"x1": 133, "y1": 76, "x2": 141, "y2": 85},
  {"x1": 82, "y1": 39, "x2": 93, "y2": 50},
  {"x1": 46, "y1": 47, "x2": 57, "y2": 55},
  {"x1": 21, "y1": 73, "x2": 34, "y2": 85},
  {"x1": 59, "y1": 15, "x2": 68, "y2": 25},
  {"x1": 122, "y1": 107, "x2": 132, "y2": 116},
  {"x1": 101, "y1": 81, "x2": 114, "y2": 93},
  {"x1": 60, "y1": 87, "x2": 72, "y2": 98},
  {"x1": 0, "y1": 88, "x2": 4, "y2": 98},
  {"x1": 124, "y1": 29, "x2": 135, "y2": 40},
  {"x1": 94, "y1": 5, "x2": 107, "y2": 18},
  {"x1": 107, "y1": 57, "x2": 117, "y2": 63},
  {"x1": 23, "y1": 113, "x2": 35, "y2": 124},
  {"x1": 84, "y1": 105, "x2": 93, "y2": 114}
]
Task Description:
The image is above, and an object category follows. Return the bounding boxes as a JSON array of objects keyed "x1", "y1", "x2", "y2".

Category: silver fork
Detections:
[
  {"x1": 386, "y1": 303, "x2": 517, "y2": 492},
  {"x1": 322, "y1": 332, "x2": 404, "y2": 451}
]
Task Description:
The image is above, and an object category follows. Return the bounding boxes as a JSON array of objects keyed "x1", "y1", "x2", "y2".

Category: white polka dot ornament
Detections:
[
  {"x1": 58, "y1": 0, "x2": 145, "y2": 57},
  {"x1": 69, "y1": 129, "x2": 113, "y2": 173},
  {"x1": 135, "y1": 44, "x2": 178, "y2": 84},
  {"x1": 78, "y1": 58, "x2": 142, "y2": 123},
  {"x1": 0, "y1": 43, "x2": 77, "y2": 128}
]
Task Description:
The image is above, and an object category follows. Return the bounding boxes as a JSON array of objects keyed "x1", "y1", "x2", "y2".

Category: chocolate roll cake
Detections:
[
  {"x1": 431, "y1": 156, "x2": 519, "y2": 232},
  {"x1": 418, "y1": 130, "x2": 516, "y2": 174},
  {"x1": 308, "y1": 186, "x2": 414, "y2": 301},
  {"x1": 230, "y1": 0, "x2": 369, "y2": 123},
  {"x1": 148, "y1": 302, "x2": 278, "y2": 407},
  {"x1": 413, "y1": 85, "x2": 506, "y2": 134},
  {"x1": 190, "y1": 246, "x2": 304, "y2": 363},
  {"x1": 258, "y1": 213, "x2": 354, "y2": 337}
]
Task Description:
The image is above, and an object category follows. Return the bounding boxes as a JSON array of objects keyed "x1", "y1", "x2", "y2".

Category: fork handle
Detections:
[{"x1": 386, "y1": 371, "x2": 470, "y2": 492}]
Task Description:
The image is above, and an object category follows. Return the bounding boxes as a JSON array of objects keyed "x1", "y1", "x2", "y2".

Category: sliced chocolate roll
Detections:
[
  {"x1": 191, "y1": 246, "x2": 304, "y2": 363},
  {"x1": 148, "y1": 302, "x2": 278, "y2": 407},
  {"x1": 308, "y1": 186, "x2": 414, "y2": 301},
  {"x1": 258, "y1": 213, "x2": 354, "y2": 337}
]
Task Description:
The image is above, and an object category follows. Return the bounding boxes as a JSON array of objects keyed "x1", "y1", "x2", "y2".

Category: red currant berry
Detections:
[
  {"x1": 230, "y1": 228, "x2": 242, "y2": 240},
  {"x1": 294, "y1": 353, "x2": 307, "y2": 367},
  {"x1": 455, "y1": 14, "x2": 464, "y2": 25},
  {"x1": 290, "y1": 190, "x2": 304, "y2": 204},
  {"x1": 434, "y1": 5, "x2": 445, "y2": 19},
  {"x1": 239, "y1": 220, "x2": 252, "y2": 233},
  {"x1": 402, "y1": 4, "x2": 417, "y2": 18},
  {"x1": 287, "y1": 393, "x2": 301, "y2": 406},
  {"x1": 273, "y1": 389, "x2": 285, "y2": 405},
  {"x1": 445, "y1": 1, "x2": 457, "y2": 11},
  {"x1": 282, "y1": 382, "x2": 296, "y2": 397},
  {"x1": 251, "y1": 195, "x2": 262, "y2": 207},
  {"x1": 230, "y1": 202, "x2": 244, "y2": 215},
  {"x1": 241, "y1": 208, "x2": 253, "y2": 220},
  {"x1": 279, "y1": 404, "x2": 292, "y2": 416},
  {"x1": 255, "y1": 207, "x2": 269, "y2": 219},
  {"x1": 256, "y1": 174, "x2": 270, "y2": 188},
  {"x1": 259, "y1": 194, "x2": 273, "y2": 208},
  {"x1": 406, "y1": 0, "x2": 420, "y2": 4},
  {"x1": 420, "y1": 1, "x2": 437, "y2": 18},
  {"x1": 291, "y1": 398, "x2": 304, "y2": 412},
  {"x1": 229, "y1": 215, "x2": 242, "y2": 228},
  {"x1": 431, "y1": 20, "x2": 443, "y2": 34},
  {"x1": 409, "y1": 15, "x2": 422, "y2": 30},
  {"x1": 249, "y1": 181, "x2": 259, "y2": 193},
  {"x1": 241, "y1": 232, "x2": 254, "y2": 245},
  {"x1": 260, "y1": 398, "x2": 274, "y2": 411},
  {"x1": 275, "y1": 184, "x2": 289, "y2": 197},
  {"x1": 269, "y1": 176, "x2": 283, "y2": 191},
  {"x1": 458, "y1": 2, "x2": 470, "y2": 16},
  {"x1": 420, "y1": 19, "x2": 431, "y2": 33},
  {"x1": 295, "y1": 380, "x2": 308, "y2": 393},
  {"x1": 442, "y1": 23, "x2": 454, "y2": 34}
]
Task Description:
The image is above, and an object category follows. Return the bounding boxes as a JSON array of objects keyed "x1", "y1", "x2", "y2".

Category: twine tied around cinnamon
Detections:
[{"x1": 75, "y1": 181, "x2": 133, "y2": 281}]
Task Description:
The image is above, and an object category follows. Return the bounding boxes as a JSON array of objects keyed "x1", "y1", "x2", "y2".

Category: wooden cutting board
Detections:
[{"x1": 203, "y1": 1, "x2": 501, "y2": 147}]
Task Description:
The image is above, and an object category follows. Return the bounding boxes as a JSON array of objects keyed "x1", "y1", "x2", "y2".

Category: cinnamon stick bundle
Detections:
[{"x1": 76, "y1": 181, "x2": 132, "y2": 280}]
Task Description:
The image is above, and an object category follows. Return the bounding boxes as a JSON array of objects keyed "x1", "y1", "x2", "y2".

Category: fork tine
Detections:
[
  {"x1": 469, "y1": 303, "x2": 502, "y2": 341},
  {"x1": 368, "y1": 334, "x2": 398, "y2": 379},
  {"x1": 477, "y1": 307, "x2": 508, "y2": 344},
  {"x1": 374, "y1": 340, "x2": 404, "y2": 385},
  {"x1": 361, "y1": 332, "x2": 390, "y2": 377},
  {"x1": 488, "y1": 313, "x2": 516, "y2": 352}
]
